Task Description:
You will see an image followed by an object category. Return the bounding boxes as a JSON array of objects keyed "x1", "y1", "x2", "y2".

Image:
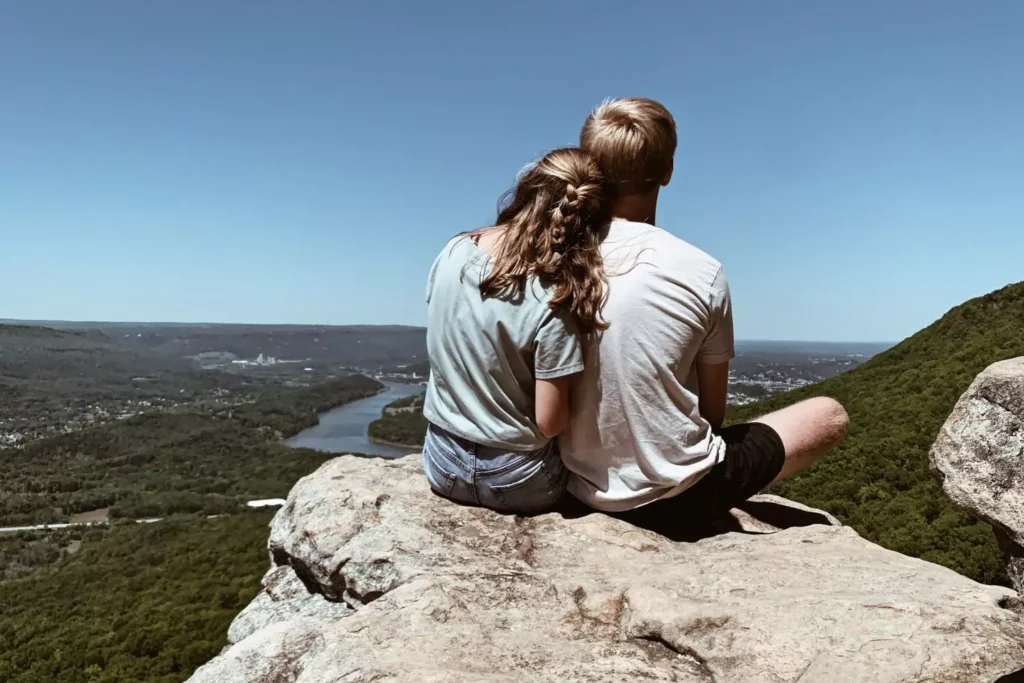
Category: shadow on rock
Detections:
[{"x1": 555, "y1": 493, "x2": 839, "y2": 543}]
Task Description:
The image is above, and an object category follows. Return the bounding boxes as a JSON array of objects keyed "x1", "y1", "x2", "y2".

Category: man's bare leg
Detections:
[{"x1": 753, "y1": 397, "x2": 849, "y2": 485}]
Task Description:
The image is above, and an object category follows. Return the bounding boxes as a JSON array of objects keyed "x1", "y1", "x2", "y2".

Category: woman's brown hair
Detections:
[{"x1": 471, "y1": 147, "x2": 611, "y2": 334}]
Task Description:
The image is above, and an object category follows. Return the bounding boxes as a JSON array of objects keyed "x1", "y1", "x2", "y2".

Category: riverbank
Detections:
[
  {"x1": 285, "y1": 381, "x2": 424, "y2": 457},
  {"x1": 276, "y1": 378, "x2": 385, "y2": 441},
  {"x1": 1, "y1": 374, "x2": 385, "y2": 528}
]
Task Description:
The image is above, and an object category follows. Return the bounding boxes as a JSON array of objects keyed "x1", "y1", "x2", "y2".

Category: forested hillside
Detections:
[
  {"x1": 0, "y1": 375, "x2": 382, "y2": 525},
  {"x1": 0, "y1": 325, "x2": 247, "y2": 444},
  {"x1": 368, "y1": 393, "x2": 427, "y2": 448},
  {"x1": 0, "y1": 348, "x2": 382, "y2": 681},
  {"x1": 730, "y1": 281, "x2": 1024, "y2": 584},
  {"x1": 0, "y1": 513, "x2": 272, "y2": 683}
]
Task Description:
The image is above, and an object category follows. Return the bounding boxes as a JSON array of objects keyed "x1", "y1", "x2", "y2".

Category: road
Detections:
[{"x1": 0, "y1": 498, "x2": 286, "y2": 534}]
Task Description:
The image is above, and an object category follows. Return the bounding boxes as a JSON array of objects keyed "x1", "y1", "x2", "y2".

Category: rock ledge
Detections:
[{"x1": 189, "y1": 454, "x2": 1024, "y2": 683}]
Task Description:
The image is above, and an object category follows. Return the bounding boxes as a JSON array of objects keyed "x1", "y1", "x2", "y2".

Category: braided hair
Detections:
[{"x1": 473, "y1": 147, "x2": 612, "y2": 334}]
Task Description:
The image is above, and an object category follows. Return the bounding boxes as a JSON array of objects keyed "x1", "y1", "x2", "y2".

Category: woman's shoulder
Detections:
[
  {"x1": 428, "y1": 233, "x2": 493, "y2": 289},
  {"x1": 430, "y1": 234, "x2": 476, "y2": 269}
]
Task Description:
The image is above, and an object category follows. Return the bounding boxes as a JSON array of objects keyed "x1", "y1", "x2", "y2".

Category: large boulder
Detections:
[
  {"x1": 189, "y1": 455, "x2": 1024, "y2": 683},
  {"x1": 931, "y1": 357, "x2": 1024, "y2": 593}
]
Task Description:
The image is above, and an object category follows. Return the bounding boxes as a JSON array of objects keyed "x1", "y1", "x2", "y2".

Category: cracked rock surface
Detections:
[
  {"x1": 931, "y1": 357, "x2": 1024, "y2": 595},
  {"x1": 189, "y1": 454, "x2": 1024, "y2": 683}
]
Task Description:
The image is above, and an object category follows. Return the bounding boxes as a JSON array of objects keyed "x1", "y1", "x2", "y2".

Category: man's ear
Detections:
[{"x1": 661, "y1": 161, "x2": 673, "y2": 187}]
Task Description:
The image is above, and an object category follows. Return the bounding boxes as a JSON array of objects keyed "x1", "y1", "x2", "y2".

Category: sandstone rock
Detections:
[
  {"x1": 189, "y1": 455, "x2": 1024, "y2": 683},
  {"x1": 931, "y1": 357, "x2": 1024, "y2": 592},
  {"x1": 227, "y1": 565, "x2": 351, "y2": 645}
]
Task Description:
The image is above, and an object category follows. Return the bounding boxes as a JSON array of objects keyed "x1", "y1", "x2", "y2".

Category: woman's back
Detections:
[
  {"x1": 421, "y1": 146, "x2": 611, "y2": 515},
  {"x1": 423, "y1": 235, "x2": 582, "y2": 451}
]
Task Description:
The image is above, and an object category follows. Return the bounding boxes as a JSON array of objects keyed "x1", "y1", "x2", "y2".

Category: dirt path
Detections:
[{"x1": 70, "y1": 508, "x2": 110, "y2": 524}]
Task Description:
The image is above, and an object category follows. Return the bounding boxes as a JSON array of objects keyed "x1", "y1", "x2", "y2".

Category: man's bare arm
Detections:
[{"x1": 697, "y1": 360, "x2": 729, "y2": 430}]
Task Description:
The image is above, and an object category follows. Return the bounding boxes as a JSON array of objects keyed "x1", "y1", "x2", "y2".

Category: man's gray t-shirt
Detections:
[
  {"x1": 559, "y1": 220, "x2": 735, "y2": 511},
  {"x1": 423, "y1": 236, "x2": 584, "y2": 451}
]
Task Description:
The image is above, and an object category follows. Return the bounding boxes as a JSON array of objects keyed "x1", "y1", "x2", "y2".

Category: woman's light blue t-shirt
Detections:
[{"x1": 423, "y1": 236, "x2": 583, "y2": 451}]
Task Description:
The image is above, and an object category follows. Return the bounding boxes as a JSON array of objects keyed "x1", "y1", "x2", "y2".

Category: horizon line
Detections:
[{"x1": 0, "y1": 318, "x2": 896, "y2": 346}]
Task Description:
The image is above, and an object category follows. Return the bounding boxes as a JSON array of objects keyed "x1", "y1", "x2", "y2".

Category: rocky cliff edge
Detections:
[{"x1": 188, "y1": 467, "x2": 1024, "y2": 680}]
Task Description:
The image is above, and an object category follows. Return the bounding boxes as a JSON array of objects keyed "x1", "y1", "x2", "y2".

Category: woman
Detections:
[{"x1": 421, "y1": 147, "x2": 611, "y2": 515}]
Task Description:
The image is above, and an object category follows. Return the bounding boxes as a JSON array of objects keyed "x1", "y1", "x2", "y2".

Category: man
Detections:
[{"x1": 559, "y1": 97, "x2": 849, "y2": 521}]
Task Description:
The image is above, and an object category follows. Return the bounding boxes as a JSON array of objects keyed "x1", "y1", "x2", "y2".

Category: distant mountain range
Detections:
[
  {"x1": 734, "y1": 340, "x2": 893, "y2": 355},
  {"x1": 0, "y1": 322, "x2": 428, "y2": 367},
  {"x1": 3, "y1": 319, "x2": 894, "y2": 364}
]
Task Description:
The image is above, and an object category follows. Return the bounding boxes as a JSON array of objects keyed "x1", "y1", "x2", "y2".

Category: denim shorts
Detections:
[{"x1": 423, "y1": 423, "x2": 568, "y2": 515}]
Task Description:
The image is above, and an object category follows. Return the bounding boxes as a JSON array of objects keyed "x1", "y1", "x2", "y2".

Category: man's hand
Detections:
[{"x1": 696, "y1": 360, "x2": 729, "y2": 430}]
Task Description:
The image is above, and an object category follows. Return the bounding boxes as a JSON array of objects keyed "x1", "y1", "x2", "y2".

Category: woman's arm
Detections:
[{"x1": 535, "y1": 376, "x2": 573, "y2": 438}]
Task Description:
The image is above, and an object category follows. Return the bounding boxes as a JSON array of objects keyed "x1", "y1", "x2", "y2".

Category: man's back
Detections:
[{"x1": 560, "y1": 219, "x2": 735, "y2": 511}]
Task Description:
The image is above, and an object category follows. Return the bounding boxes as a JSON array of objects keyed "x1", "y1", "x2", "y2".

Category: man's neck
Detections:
[{"x1": 610, "y1": 190, "x2": 660, "y2": 226}]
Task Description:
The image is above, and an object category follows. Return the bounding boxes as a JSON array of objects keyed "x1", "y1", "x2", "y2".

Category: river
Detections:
[
  {"x1": 0, "y1": 385, "x2": 425, "y2": 534},
  {"x1": 285, "y1": 381, "x2": 425, "y2": 457}
]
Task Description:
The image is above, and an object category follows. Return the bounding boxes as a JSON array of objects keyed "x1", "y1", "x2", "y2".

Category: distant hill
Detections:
[
  {"x1": 12, "y1": 322, "x2": 429, "y2": 367},
  {"x1": 0, "y1": 324, "x2": 246, "y2": 443},
  {"x1": 0, "y1": 324, "x2": 216, "y2": 382},
  {"x1": 730, "y1": 281, "x2": 1024, "y2": 584},
  {"x1": 734, "y1": 340, "x2": 893, "y2": 356}
]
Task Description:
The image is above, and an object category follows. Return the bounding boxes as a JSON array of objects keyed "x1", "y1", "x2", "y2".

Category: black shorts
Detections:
[{"x1": 616, "y1": 422, "x2": 786, "y2": 529}]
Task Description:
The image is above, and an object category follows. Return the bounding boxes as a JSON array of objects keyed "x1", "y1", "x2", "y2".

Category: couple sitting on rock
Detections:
[{"x1": 422, "y1": 97, "x2": 850, "y2": 524}]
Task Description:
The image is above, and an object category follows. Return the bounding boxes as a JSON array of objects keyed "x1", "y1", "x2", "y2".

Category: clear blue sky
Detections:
[{"x1": 2, "y1": 1, "x2": 1022, "y2": 342}]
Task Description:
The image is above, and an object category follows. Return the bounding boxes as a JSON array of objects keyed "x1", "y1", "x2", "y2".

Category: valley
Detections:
[{"x1": 0, "y1": 291, "x2": 1020, "y2": 682}]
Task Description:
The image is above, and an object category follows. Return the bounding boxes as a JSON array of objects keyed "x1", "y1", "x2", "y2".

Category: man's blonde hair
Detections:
[{"x1": 579, "y1": 97, "x2": 677, "y2": 197}]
